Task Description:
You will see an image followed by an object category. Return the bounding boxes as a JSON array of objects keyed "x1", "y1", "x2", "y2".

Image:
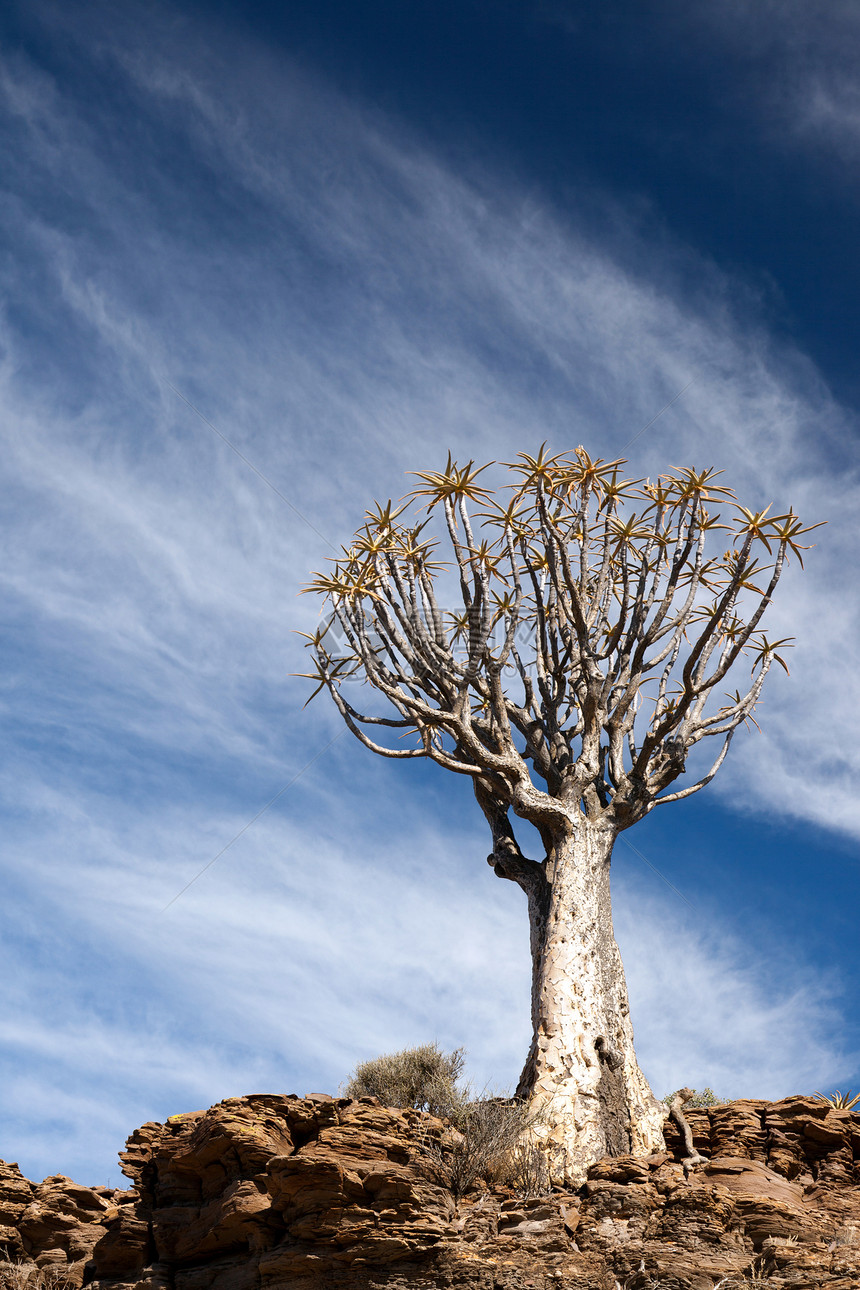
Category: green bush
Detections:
[{"x1": 342, "y1": 1042, "x2": 467, "y2": 1117}]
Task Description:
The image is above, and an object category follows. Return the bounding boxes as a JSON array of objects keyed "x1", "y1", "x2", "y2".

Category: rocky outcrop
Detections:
[
  {"x1": 2, "y1": 1093, "x2": 859, "y2": 1289},
  {"x1": 0, "y1": 1162, "x2": 131, "y2": 1284}
]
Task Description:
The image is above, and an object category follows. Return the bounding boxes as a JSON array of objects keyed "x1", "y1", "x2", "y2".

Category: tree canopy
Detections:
[{"x1": 301, "y1": 446, "x2": 819, "y2": 836}]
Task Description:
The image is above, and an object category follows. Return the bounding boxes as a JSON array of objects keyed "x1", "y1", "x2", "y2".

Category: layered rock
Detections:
[{"x1": 1, "y1": 1093, "x2": 859, "y2": 1289}]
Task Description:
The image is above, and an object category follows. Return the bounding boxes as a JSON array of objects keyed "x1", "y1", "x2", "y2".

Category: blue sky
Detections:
[{"x1": 1, "y1": 0, "x2": 859, "y2": 1186}]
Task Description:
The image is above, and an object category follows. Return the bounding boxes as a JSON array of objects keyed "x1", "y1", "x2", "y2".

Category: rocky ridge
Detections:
[{"x1": 2, "y1": 1094, "x2": 859, "y2": 1289}]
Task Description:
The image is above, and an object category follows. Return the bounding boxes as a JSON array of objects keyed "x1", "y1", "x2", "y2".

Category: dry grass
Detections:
[
  {"x1": 0, "y1": 1261, "x2": 32, "y2": 1290},
  {"x1": 0, "y1": 1261, "x2": 73, "y2": 1290},
  {"x1": 623, "y1": 1254, "x2": 773, "y2": 1289},
  {"x1": 713, "y1": 1257, "x2": 770, "y2": 1288}
]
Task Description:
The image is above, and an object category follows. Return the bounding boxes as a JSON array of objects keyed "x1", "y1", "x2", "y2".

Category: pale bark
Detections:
[{"x1": 503, "y1": 819, "x2": 664, "y2": 1185}]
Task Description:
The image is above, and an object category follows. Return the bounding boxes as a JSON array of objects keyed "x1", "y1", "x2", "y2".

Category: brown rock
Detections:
[
  {"x1": 3, "y1": 1092, "x2": 860, "y2": 1289},
  {"x1": 703, "y1": 1155, "x2": 804, "y2": 1207},
  {"x1": 90, "y1": 1205, "x2": 151, "y2": 1277},
  {"x1": 0, "y1": 1174, "x2": 129, "y2": 1289},
  {"x1": 154, "y1": 1180, "x2": 278, "y2": 1261},
  {"x1": 0, "y1": 1162, "x2": 35, "y2": 1221}
]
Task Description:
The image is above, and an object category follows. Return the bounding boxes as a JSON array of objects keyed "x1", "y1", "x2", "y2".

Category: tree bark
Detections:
[{"x1": 513, "y1": 818, "x2": 665, "y2": 1185}]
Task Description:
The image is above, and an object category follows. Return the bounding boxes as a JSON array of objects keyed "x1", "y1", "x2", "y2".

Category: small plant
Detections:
[
  {"x1": 661, "y1": 1086, "x2": 726, "y2": 1108},
  {"x1": 342, "y1": 1042, "x2": 467, "y2": 1117},
  {"x1": 812, "y1": 1088, "x2": 860, "y2": 1110}
]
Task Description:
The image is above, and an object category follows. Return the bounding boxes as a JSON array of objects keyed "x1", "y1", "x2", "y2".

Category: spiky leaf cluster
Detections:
[
  {"x1": 813, "y1": 1089, "x2": 860, "y2": 1111},
  {"x1": 301, "y1": 447, "x2": 819, "y2": 836}
]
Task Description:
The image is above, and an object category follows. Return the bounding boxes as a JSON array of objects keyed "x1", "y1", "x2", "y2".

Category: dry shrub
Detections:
[
  {"x1": 342, "y1": 1042, "x2": 467, "y2": 1117},
  {"x1": 423, "y1": 1097, "x2": 544, "y2": 1200}
]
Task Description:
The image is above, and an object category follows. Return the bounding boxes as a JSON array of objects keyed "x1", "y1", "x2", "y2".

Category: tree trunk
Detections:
[{"x1": 516, "y1": 817, "x2": 665, "y2": 1185}]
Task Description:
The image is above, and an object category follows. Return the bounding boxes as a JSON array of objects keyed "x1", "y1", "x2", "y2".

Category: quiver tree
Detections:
[{"x1": 301, "y1": 446, "x2": 819, "y2": 1183}]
